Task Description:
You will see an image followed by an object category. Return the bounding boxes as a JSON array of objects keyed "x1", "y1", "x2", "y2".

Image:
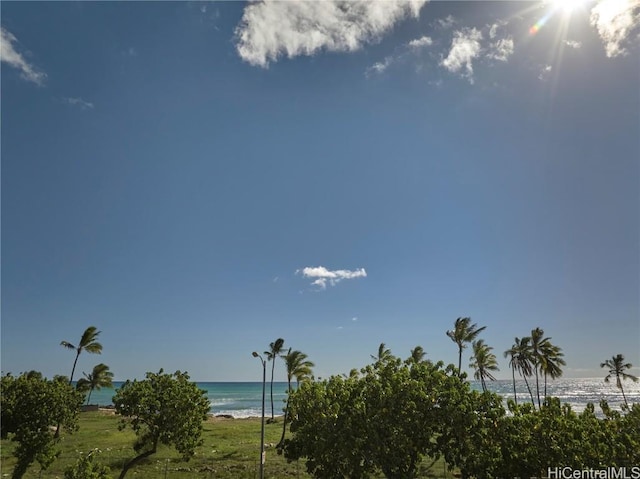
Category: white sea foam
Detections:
[
  {"x1": 213, "y1": 408, "x2": 264, "y2": 419},
  {"x1": 208, "y1": 399, "x2": 236, "y2": 407}
]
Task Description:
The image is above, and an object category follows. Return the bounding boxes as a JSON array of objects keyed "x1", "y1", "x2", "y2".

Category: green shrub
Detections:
[
  {"x1": 64, "y1": 449, "x2": 112, "y2": 479},
  {"x1": 0, "y1": 372, "x2": 83, "y2": 479}
]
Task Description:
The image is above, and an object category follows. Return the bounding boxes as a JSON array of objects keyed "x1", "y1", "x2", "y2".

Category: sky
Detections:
[{"x1": 1, "y1": 0, "x2": 639, "y2": 383}]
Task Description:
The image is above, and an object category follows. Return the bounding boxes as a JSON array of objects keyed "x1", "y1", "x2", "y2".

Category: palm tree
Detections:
[
  {"x1": 469, "y1": 340, "x2": 499, "y2": 392},
  {"x1": 76, "y1": 363, "x2": 114, "y2": 405},
  {"x1": 539, "y1": 342, "x2": 565, "y2": 398},
  {"x1": 504, "y1": 343, "x2": 519, "y2": 405},
  {"x1": 278, "y1": 349, "x2": 314, "y2": 447},
  {"x1": 265, "y1": 338, "x2": 285, "y2": 421},
  {"x1": 517, "y1": 337, "x2": 536, "y2": 408},
  {"x1": 601, "y1": 354, "x2": 638, "y2": 408},
  {"x1": 58, "y1": 326, "x2": 102, "y2": 437},
  {"x1": 529, "y1": 327, "x2": 549, "y2": 408},
  {"x1": 505, "y1": 337, "x2": 536, "y2": 407},
  {"x1": 407, "y1": 346, "x2": 426, "y2": 364},
  {"x1": 446, "y1": 317, "x2": 486, "y2": 376},
  {"x1": 371, "y1": 343, "x2": 392, "y2": 363},
  {"x1": 60, "y1": 326, "x2": 103, "y2": 384}
]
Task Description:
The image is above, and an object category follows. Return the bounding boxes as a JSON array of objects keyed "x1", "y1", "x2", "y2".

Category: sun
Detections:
[
  {"x1": 529, "y1": 0, "x2": 591, "y2": 35},
  {"x1": 549, "y1": 0, "x2": 589, "y2": 14}
]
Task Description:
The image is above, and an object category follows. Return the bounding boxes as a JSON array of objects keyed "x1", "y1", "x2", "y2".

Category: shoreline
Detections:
[
  {"x1": 95, "y1": 407, "x2": 283, "y2": 421},
  {"x1": 84, "y1": 378, "x2": 639, "y2": 419}
]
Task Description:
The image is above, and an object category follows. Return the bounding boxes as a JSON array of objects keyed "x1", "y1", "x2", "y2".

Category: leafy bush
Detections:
[
  {"x1": 112, "y1": 369, "x2": 210, "y2": 479},
  {"x1": 64, "y1": 449, "x2": 111, "y2": 479},
  {"x1": 280, "y1": 352, "x2": 640, "y2": 479},
  {"x1": 282, "y1": 355, "x2": 490, "y2": 479},
  {"x1": 0, "y1": 372, "x2": 83, "y2": 479}
]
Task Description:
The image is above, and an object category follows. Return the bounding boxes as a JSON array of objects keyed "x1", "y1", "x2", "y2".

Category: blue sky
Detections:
[{"x1": 2, "y1": 0, "x2": 639, "y2": 382}]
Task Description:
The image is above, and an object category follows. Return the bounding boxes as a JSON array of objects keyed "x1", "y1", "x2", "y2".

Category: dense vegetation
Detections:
[
  {"x1": 1, "y1": 324, "x2": 638, "y2": 478},
  {"x1": 0, "y1": 372, "x2": 83, "y2": 478},
  {"x1": 281, "y1": 352, "x2": 640, "y2": 478},
  {"x1": 112, "y1": 370, "x2": 211, "y2": 478}
]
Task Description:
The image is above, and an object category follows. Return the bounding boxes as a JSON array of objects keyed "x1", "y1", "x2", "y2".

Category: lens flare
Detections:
[{"x1": 529, "y1": 13, "x2": 551, "y2": 35}]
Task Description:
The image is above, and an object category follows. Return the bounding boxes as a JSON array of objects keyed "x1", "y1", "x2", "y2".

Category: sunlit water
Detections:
[
  {"x1": 481, "y1": 377, "x2": 640, "y2": 413},
  {"x1": 86, "y1": 378, "x2": 639, "y2": 418}
]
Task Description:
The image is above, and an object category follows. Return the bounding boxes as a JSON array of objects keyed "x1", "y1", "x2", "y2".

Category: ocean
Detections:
[{"x1": 87, "y1": 378, "x2": 640, "y2": 418}]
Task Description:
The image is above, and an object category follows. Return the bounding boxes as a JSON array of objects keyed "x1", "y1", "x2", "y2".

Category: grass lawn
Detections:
[{"x1": 0, "y1": 411, "x2": 452, "y2": 478}]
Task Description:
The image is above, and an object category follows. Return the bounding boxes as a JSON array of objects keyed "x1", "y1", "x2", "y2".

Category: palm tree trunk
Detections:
[
  {"x1": 617, "y1": 375, "x2": 629, "y2": 408},
  {"x1": 511, "y1": 366, "x2": 518, "y2": 405},
  {"x1": 457, "y1": 346, "x2": 463, "y2": 376},
  {"x1": 534, "y1": 367, "x2": 541, "y2": 409},
  {"x1": 544, "y1": 373, "x2": 548, "y2": 400},
  {"x1": 69, "y1": 350, "x2": 81, "y2": 384},
  {"x1": 523, "y1": 374, "x2": 535, "y2": 407},
  {"x1": 277, "y1": 401, "x2": 288, "y2": 448},
  {"x1": 87, "y1": 388, "x2": 94, "y2": 405},
  {"x1": 270, "y1": 360, "x2": 276, "y2": 420},
  {"x1": 621, "y1": 387, "x2": 629, "y2": 408},
  {"x1": 278, "y1": 378, "x2": 292, "y2": 448}
]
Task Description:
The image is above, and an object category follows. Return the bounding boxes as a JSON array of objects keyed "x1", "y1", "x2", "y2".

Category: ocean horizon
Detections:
[{"x1": 84, "y1": 378, "x2": 640, "y2": 418}]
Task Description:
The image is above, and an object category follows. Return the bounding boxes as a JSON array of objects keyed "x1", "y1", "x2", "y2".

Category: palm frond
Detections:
[
  {"x1": 84, "y1": 343, "x2": 103, "y2": 354},
  {"x1": 79, "y1": 326, "x2": 101, "y2": 347},
  {"x1": 76, "y1": 377, "x2": 91, "y2": 393},
  {"x1": 409, "y1": 346, "x2": 426, "y2": 363}
]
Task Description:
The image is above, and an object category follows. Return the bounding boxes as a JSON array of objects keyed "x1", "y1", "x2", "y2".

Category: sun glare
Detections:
[
  {"x1": 550, "y1": 0, "x2": 589, "y2": 13},
  {"x1": 530, "y1": 0, "x2": 590, "y2": 35}
]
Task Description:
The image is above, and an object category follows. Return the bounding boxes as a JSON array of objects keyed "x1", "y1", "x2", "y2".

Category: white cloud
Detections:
[
  {"x1": 297, "y1": 266, "x2": 367, "y2": 290},
  {"x1": 489, "y1": 23, "x2": 499, "y2": 39},
  {"x1": 436, "y1": 15, "x2": 456, "y2": 29},
  {"x1": 234, "y1": 0, "x2": 428, "y2": 68},
  {"x1": 487, "y1": 37, "x2": 514, "y2": 61},
  {"x1": 590, "y1": 0, "x2": 640, "y2": 57},
  {"x1": 565, "y1": 40, "x2": 582, "y2": 48},
  {"x1": 488, "y1": 20, "x2": 507, "y2": 39},
  {"x1": 407, "y1": 35, "x2": 433, "y2": 49},
  {"x1": 367, "y1": 20, "x2": 514, "y2": 82},
  {"x1": 366, "y1": 35, "x2": 432, "y2": 77},
  {"x1": 352, "y1": 317, "x2": 358, "y2": 321},
  {"x1": 63, "y1": 97, "x2": 94, "y2": 110},
  {"x1": 538, "y1": 64, "x2": 552, "y2": 81},
  {"x1": 365, "y1": 55, "x2": 394, "y2": 76},
  {"x1": 441, "y1": 27, "x2": 482, "y2": 83},
  {"x1": 0, "y1": 27, "x2": 46, "y2": 85},
  {"x1": 486, "y1": 21, "x2": 513, "y2": 62}
]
